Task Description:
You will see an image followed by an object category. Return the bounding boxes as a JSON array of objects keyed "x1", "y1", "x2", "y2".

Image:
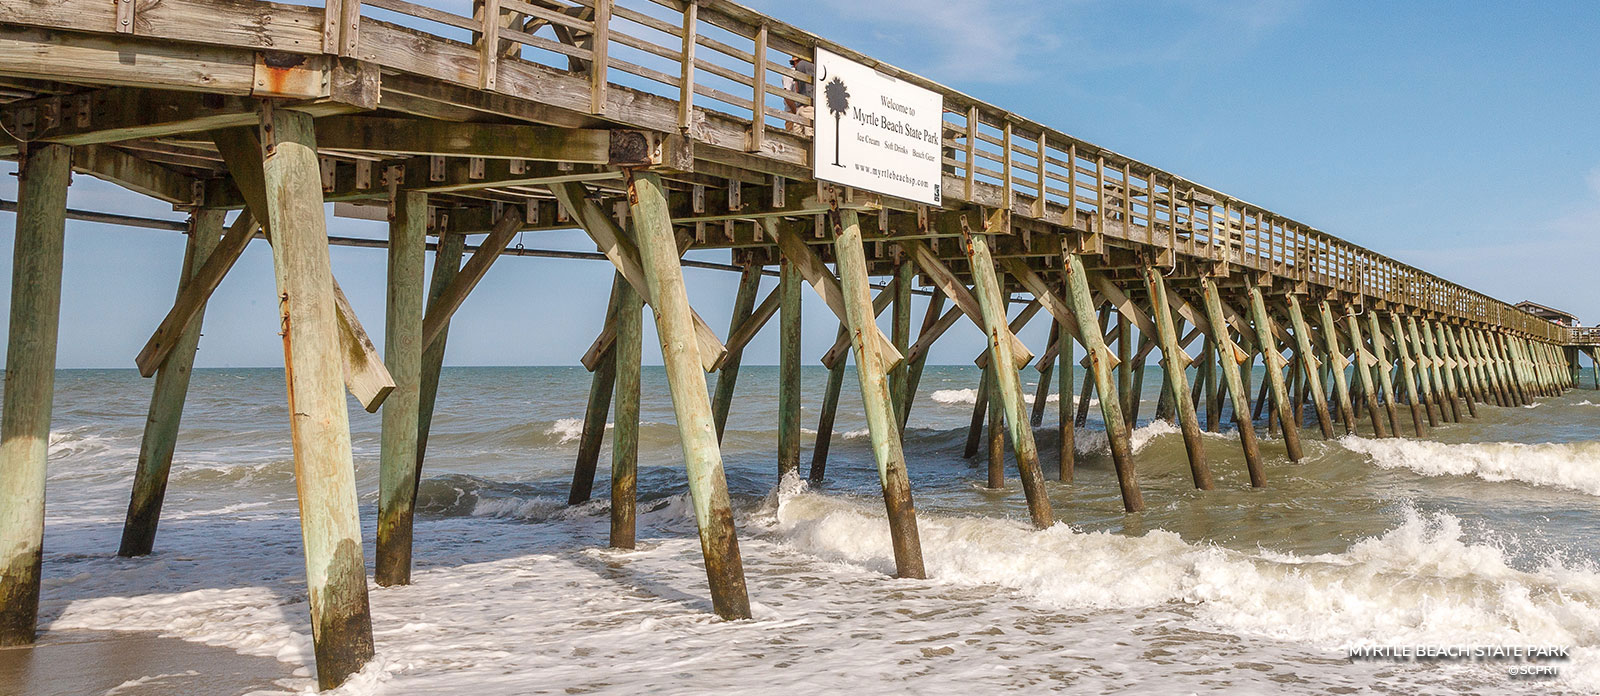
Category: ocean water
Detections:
[{"x1": 11, "y1": 365, "x2": 1600, "y2": 694}]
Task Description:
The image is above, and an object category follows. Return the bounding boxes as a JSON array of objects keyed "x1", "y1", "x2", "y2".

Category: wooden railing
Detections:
[
  {"x1": 28, "y1": 0, "x2": 1557, "y2": 342},
  {"x1": 1568, "y1": 327, "x2": 1600, "y2": 345}
]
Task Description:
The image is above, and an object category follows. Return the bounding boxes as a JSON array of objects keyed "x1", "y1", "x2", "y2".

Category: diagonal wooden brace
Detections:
[
  {"x1": 419, "y1": 207, "x2": 523, "y2": 352},
  {"x1": 820, "y1": 276, "x2": 898, "y2": 369},
  {"x1": 551, "y1": 182, "x2": 727, "y2": 372},
  {"x1": 183, "y1": 127, "x2": 394, "y2": 411},
  {"x1": 768, "y1": 219, "x2": 902, "y2": 372},
  {"x1": 901, "y1": 239, "x2": 1030, "y2": 368}
]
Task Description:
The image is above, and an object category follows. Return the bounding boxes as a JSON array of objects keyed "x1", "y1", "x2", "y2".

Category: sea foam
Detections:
[{"x1": 1341, "y1": 436, "x2": 1600, "y2": 497}]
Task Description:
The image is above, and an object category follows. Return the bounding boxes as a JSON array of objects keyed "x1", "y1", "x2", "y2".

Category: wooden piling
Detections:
[
  {"x1": 809, "y1": 332, "x2": 848, "y2": 483},
  {"x1": 610, "y1": 276, "x2": 642, "y2": 550},
  {"x1": 777, "y1": 258, "x2": 803, "y2": 481},
  {"x1": 712, "y1": 263, "x2": 762, "y2": 441},
  {"x1": 1438, "y1": 321, "x2": 1478, "y2": 419},
  {"x1": 1057, "y1": 321, "x2": 1075, "y2": 481},
  {"x1": 568, "y1": 278, "x2": 622, "y2": 505},
  {"x1": 967, "y1": 230, "x2": 1052, "y2": 528},
  {"x1": 985, "y1": 363, "x2": 1005, "y2": 488},
  {"x1": 899, "y1": 291, "x2": 947, "y2": 432},
  {"x1": 1117, "y1": 311, "x2": 1134, "y2": 422},
  {"x1": 964, "y1": 370, "x2": 989, "y2": 458},
  {"x1": 1202, "y1": 336, "x2": 1221, "y2": 432},
  {"x1": 0, "y1": 143, "x2": 69, "y2": 646},
  {"x1": 832, "y1": 208, "x2": 926, "y2": 577},
  {"x1": 627, "y1": 171, "x2": 751, "y2": 618},
  {"x1": 120, "y1": 209, "x2": 224, "y2": 558},
  {"x1": 1404, "y1": 315, "x2": 1445, "y2": 425},
  {"x1": 414, "y1": 233, "x2": 465, "y2": 490},
  {"x1": 1202, "y1": 279, "x2": 1266, "y2": 485},
  {"x1": 1335, "y1": 311, "x2": 1385, "y2": 439},
  {"x1": 889, "y1": 258, "x2": 914, "y2": 423},
  {"x1": 1250, "y1": 287, "x2": 1303, "y2": 460},
  {"x1": 1129, "y1": 335, "x2": 1150, "y2": 424},
  {"x1": 1420, "y1": 317, "x2": 1461, "y2": 422},
  {"x1": 1388, "y1": 312, "x2": 1431, "y2": 433},
  {"x1": 1364, "y1": 311, "x2": 1403, "y2": 437},
  {"x1": 1065, "y1": 253, "x2": 1143, "y2": 510},
  {"x1": 1284, "y1": 295, "x2": 1334, "y2": 438},
  {"x1": 1032, "y1": 322, "x2": 1059, "y2": 427},
  {"x1": 375, "y1": 191, "x2": 427, "y2": 586},
  {"x1": 258, "y1": 106, "x2": 373, "y2": 689},
  {"x1": 1145, "y1": 269, "x2": 1212, "y2": 489},
  {"x1": 1465, "y1": 326, "x2": 1503, "y2": 406}
]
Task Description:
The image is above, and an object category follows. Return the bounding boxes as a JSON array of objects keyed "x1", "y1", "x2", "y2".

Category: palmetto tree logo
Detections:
[{"x1": 824, "y1": 76, "x2": 850, "y2": 167}]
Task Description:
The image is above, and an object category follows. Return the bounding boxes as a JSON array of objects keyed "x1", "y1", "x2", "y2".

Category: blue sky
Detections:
[{"x1": 2, "y1": 0, "x2": 1597, "y2": 368}]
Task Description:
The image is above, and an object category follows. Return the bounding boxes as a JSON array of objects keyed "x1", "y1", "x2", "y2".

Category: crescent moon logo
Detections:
[{"x1": 817, "y1": 65, "x2": 828, "y2": 83}]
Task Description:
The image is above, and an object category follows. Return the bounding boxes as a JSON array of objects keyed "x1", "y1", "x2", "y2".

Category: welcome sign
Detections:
[{"x1": 811, "y1": 48, "x2": 945, "y2": 206}]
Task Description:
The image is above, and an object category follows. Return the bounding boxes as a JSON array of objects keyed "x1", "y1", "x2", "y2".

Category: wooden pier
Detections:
[{"x1": 0, "y1": 0, "x2": 1588, "y2": 688}]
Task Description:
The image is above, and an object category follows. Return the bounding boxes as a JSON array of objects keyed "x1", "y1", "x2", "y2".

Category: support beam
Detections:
[
  {"x1": 1283, "y1": 295, "x2": 1334, "y2": 439},
  {"x1": 1364, "y1": 310, "x2": 1402, "y2": 437},
  {"x1": 904, "y1": 237, "x2": 1031, "y2": 368},
  {"x1": 626, "y1": 170, "x2": 750, "y2": 619},
  {"x1": 256, "y1": 105, "x2": 373, "y2": 690},
  {"x1": 899, "y1": 290, "x2": 947, "y2": 433},
  {"x1": 1201, "y1": 279, "x2": 1264, "y2": 486},
  {"x1": 413, "y1": 233, "x2": 464, "y2": 499},
  {"x1": 0, "y1": 82, "x2": 374, "y2": 157},
  {"x1": 1145, "y1": 269, "x2": 1211, "y2": 489},
  {"x1": 1249, "y1": 287, "x2": 1303, "y2": 461},
  {"x1": 309, "y1": 115, "x2": 650, "y2": 164},
  {"x1": 118, "y1": 209, "x2": 223, "y2": 558},
  {"x1": 418, "y1": 207, "x2": 524, "y2": 352},
  {"x1": 832, "y1": 209, "x2": 927, "y2": 577},
  {"x1": 1031, "y1": 322, "x2": 1059, "y2": 427},
  {"x1": 819, "y1": 276, "x2": 898, "y2": 369},
  {"x1": 209, "y1": 127, "x2": 394, "y2": 411},
  {"x1": 1384, "y1": 312, "x2": 1427, "y2": 436},
  {"x1": 1065, "y1": 251, "x2": 1143, "y2": 511},
  {"x1": 984, "y1": 361, "x2": 1005, "y2": 488},
  {"x1": 568, "y1": 276, "x2": 623, "y2": 505},
  {"x1": 551, "y1": 181, "x2": 727, "y2": 371},
  {"x1": 808, "y1": 327, "x2": 848, "y2": 483},
  {"x1": 1418, "y1": 315, "x2": 1459, "y2": 422},
  {"x1": 0, "y1": 143, "x2": 70, "y2": 646},
  {"x1": 890, "y1": 259, "x2": 914, "y2": 424},
  {"x1": 968, "y1": 228, "x2": 1052, "y2": 528},
  {"x1": 1438, "y1": 321, "x2": 1478, "y2": 419},
  {"x1": 71, "y1": 145, "x2": 195, "y2": 205},
  {"x1": 134, "y1": 211, "x2": 258, "y2": 377},
  {"x1": 777, "y1": 258, "x2": 803, "y2": 481},
  {"x1": 1405, "y1": 315, "x2": 1445, "y2": 425},
  {"x1": 1056, "y1": 314, "x2": 1075, "y2": 482},
  {"x1": 711, "y1": 263, "x2": 762, "y2": 441},
  {"x1": 1333, "y1": 312, "x2": 1381, "y2": 437},
  {"x1": 769, "y1": 220, "x2": 902, "y2": 371},
  {"x1": 375, "y1": 191, "x2": 427, "y2": 586},
  {"x1": 610, "y1": 275, "x2": 642, "y2": 550}
]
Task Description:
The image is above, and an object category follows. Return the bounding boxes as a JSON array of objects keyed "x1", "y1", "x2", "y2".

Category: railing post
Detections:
[
  {"x1": 678, "y1": 1, "x2": 697, "y2": 131},
  {"x1": 590, "y1": 0, "x2": 612, "y2": 114},
  {"x1": 748, "y1": 23, "x2": 767, "y2": 153},
  {"x1": 476, "y1": 0, "x2": 502, "y2": 90}
]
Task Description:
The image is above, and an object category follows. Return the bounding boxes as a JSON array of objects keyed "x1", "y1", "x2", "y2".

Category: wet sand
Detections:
[{"x1": 0, "y1": 629, "x2": 293, "y2": 696}]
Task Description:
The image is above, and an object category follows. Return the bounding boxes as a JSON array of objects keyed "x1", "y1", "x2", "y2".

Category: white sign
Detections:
[{"x1": 811, "y1": 48, "x2": 944, "y2": 206}]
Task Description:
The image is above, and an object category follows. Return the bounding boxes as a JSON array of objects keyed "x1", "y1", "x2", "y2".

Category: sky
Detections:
[{"x1": 1, "y1": 0, "x2": 1597, "y2": 369}]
